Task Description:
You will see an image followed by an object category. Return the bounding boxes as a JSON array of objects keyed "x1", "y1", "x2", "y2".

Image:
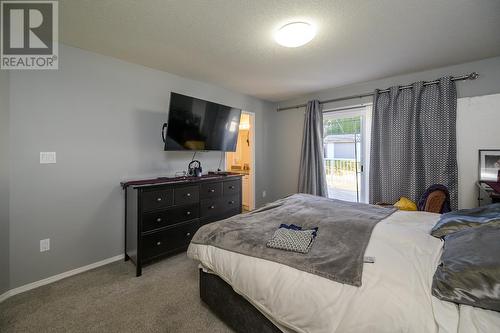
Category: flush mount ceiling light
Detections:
[{"x1": 274, "y1": 22, "x2": 316, "y2": 47}]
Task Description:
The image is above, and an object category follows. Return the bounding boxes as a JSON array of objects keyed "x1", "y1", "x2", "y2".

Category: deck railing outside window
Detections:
[{"x1": 324, "y1": 158, "x2": 359, "y2": 201}]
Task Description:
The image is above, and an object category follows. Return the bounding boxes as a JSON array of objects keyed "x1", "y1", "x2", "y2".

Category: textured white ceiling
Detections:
[{"x1": 60, "y1": 0, "x2": 500, "y2": 102}]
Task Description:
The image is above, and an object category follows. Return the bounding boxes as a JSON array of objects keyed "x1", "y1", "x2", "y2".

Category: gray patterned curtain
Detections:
[
  {"x1": 369, "y1": 77, "x2": 458, "y2": 209},
  {"x1": 298, "y1": 100, "x2": 328, "y2": 197}
]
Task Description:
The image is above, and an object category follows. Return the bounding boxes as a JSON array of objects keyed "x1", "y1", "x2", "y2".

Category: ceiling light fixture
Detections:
[{"x1": 274, "y1": 22, "x2": 316, "y2": 48}]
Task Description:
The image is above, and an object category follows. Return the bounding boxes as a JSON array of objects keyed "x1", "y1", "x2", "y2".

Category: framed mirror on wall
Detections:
[{"x1": 479, "y1": 149, "x2": 500, "y2": 182}]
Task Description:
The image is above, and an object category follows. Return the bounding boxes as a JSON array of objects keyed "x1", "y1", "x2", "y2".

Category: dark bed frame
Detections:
[{"x1": 199, "y1": 269, "x2": 282, "y2": 333}]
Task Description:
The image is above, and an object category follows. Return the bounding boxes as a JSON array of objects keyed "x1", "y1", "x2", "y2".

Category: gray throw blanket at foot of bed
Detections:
[{"x1": 190, "y1": 193, "x2": 396, "y2": 286}]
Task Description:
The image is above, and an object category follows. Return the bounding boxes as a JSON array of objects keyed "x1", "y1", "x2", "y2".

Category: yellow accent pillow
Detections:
[{"x1": 394, "y1": 197, "x2": 418, "y2": 211}]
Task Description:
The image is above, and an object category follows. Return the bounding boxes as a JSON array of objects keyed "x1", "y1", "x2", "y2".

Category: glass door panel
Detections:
[{"x1": 323, "y1": 110, "x2": 366, "y2": 202}]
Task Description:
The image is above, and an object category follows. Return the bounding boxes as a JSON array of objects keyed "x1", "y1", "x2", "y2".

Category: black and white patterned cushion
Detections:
[{"x1": 267, "y1": 228, "x2": 316, "y2": 254}]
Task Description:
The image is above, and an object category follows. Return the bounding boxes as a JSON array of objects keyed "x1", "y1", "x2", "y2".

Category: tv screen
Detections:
[{"x1": 163, "y1": 93, "x2": 242, "y2": 151}]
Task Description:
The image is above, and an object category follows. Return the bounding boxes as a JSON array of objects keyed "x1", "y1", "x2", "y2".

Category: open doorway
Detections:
[{"x1": 226, "y1": 112, "x2": 255, "y2": 211}]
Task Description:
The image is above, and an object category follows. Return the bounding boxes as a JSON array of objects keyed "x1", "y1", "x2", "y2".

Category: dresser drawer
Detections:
[
  {"x1": 142, "y1": 221, "x2": 199, "y2": 261},
  {"x1": 200, "y1": 198, "x2": 225, "y2": 217},
  {"x1": 142, "y1": 204, "x2": 199, "y2": 232},
  {"x1": 174, "y1": 186, "x2": 199, "y2": 206},
  {"x1": 223, "y1": 180, "x2": 241, "y2": 196},
  {"x1": 200, "y1": 182, "x2": 223, "y2": 199},
  {"x1": 224, "y1": 194, "x2": 240, "y2": 210},
  {"x1": 141, "y1": 188, "x2": 174, "y2": 212}
]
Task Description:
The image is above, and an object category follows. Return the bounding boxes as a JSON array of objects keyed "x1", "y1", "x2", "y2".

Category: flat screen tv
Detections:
[{"x1": 162, "y1": 93, "x2": 242, "y2": 151}]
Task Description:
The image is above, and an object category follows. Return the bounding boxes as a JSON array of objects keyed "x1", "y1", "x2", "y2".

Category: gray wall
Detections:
[
  {"x1": 457, "y1": 93, "x2": 500, "y2": 208},
  {"x1": 269, "y1": 56, "x2": 500, "y2": 203},
  {"x1": 0, "y1": 71, "x2": 10, "y2": 294},
  {"x1": 279, "y1": 56, "x2": 500, "y2": 110},
  {"x1": 8, "y1": 44, "x2": 275, "y2": 289}
]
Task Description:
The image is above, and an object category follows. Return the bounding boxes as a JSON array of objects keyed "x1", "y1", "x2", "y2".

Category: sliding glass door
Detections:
[{"x1": 323, "y1": 106, "x2": 370, "y2": 203}]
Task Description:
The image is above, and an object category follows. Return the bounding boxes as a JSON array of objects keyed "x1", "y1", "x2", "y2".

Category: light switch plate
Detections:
[
  {"x1": 40, "y1": 152, "x2": 56, "y2": 164},
  {"x1": 40, "y1": 239, "x2": 50, "y2": 252}
]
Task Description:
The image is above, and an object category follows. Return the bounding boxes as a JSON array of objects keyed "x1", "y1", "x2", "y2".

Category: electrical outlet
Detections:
[
  {"x1": 262, "y1": 190, "x2": 267, "y2": 198},
  {"x1": 40, "y1": 152, "x2": 56, "y2": 164},
  {"x1": 40, "y1": 239, "x2": 50, "y2": 252}
]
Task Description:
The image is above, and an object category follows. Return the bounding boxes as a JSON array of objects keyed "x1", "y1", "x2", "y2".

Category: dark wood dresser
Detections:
[
  {"x1": 122, "y1": 174, "x2": 242, "y2": 276},
  {"x1": 477, "y1": 181, "x2": 500, "y2": 206}
]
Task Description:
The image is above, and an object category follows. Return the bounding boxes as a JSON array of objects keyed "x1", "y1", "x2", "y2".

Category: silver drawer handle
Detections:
[
  {"x1": 229, "y1": 186, "x2": 235, "y2": 189},
  {"x1": 156, "y1": 217, "x2": 162, "y2": 222},
  {"x1": 209, "y1": 205, "x2": 215, "y2": 209},
  {"x1": 186, "y1": 232, "x2": 191, "y2": 237},
  {"x1": 186, "y1": 211, "x2": 191, "y2": 215},
  {"x1": 229, "y1": 200, "x2": 235, "y2": 204},
  {"x1": 156, "y1": 197, "x2": 162, "y2": 202},
  {"x1": 209, "y1": 189, "x2": 215, "y2": 193},
  {"x1": 156, "y1": 241, "x2": 162, "y2": 246},
  {"x1": 186, "y1": 193, "x2": 191, "y2": 197}
]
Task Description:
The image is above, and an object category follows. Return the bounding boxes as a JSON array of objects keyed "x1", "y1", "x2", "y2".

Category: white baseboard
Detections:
[{"x1": 0, "y1": 254, "x2": 124, "y2": 303}]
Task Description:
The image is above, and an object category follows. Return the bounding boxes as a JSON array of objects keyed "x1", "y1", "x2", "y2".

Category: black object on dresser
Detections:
[{"x1": 122, "y1": 174, "x2": 242, "y2": 276}]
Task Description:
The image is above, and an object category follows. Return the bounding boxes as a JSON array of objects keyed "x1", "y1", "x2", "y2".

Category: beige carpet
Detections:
[{"x1": 0, "y1": 253, "x2": 234, "y2": 333}]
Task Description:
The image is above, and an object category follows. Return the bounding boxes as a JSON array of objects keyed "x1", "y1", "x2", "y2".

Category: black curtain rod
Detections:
[{"x1": 276, "y1": 72, "x2": 479, "y2": 112}]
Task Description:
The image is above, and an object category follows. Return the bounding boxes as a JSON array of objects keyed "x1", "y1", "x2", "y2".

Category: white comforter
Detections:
[{"x1": 187, "y1": 210, "x2": 500, "y2": 333}]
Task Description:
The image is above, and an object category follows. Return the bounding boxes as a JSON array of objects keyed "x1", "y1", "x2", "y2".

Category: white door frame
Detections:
[
  {"x1": 225, "y1": 111, "x2": 256, "y2": 210},
  {"x1": 245, "y1": 110, "x2": 256, "y2": 210}
]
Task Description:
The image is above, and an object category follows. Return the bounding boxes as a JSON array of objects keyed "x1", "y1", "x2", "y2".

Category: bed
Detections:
[{"x1": 187, "y1": 195, "x2": 500, "y2": 333}]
